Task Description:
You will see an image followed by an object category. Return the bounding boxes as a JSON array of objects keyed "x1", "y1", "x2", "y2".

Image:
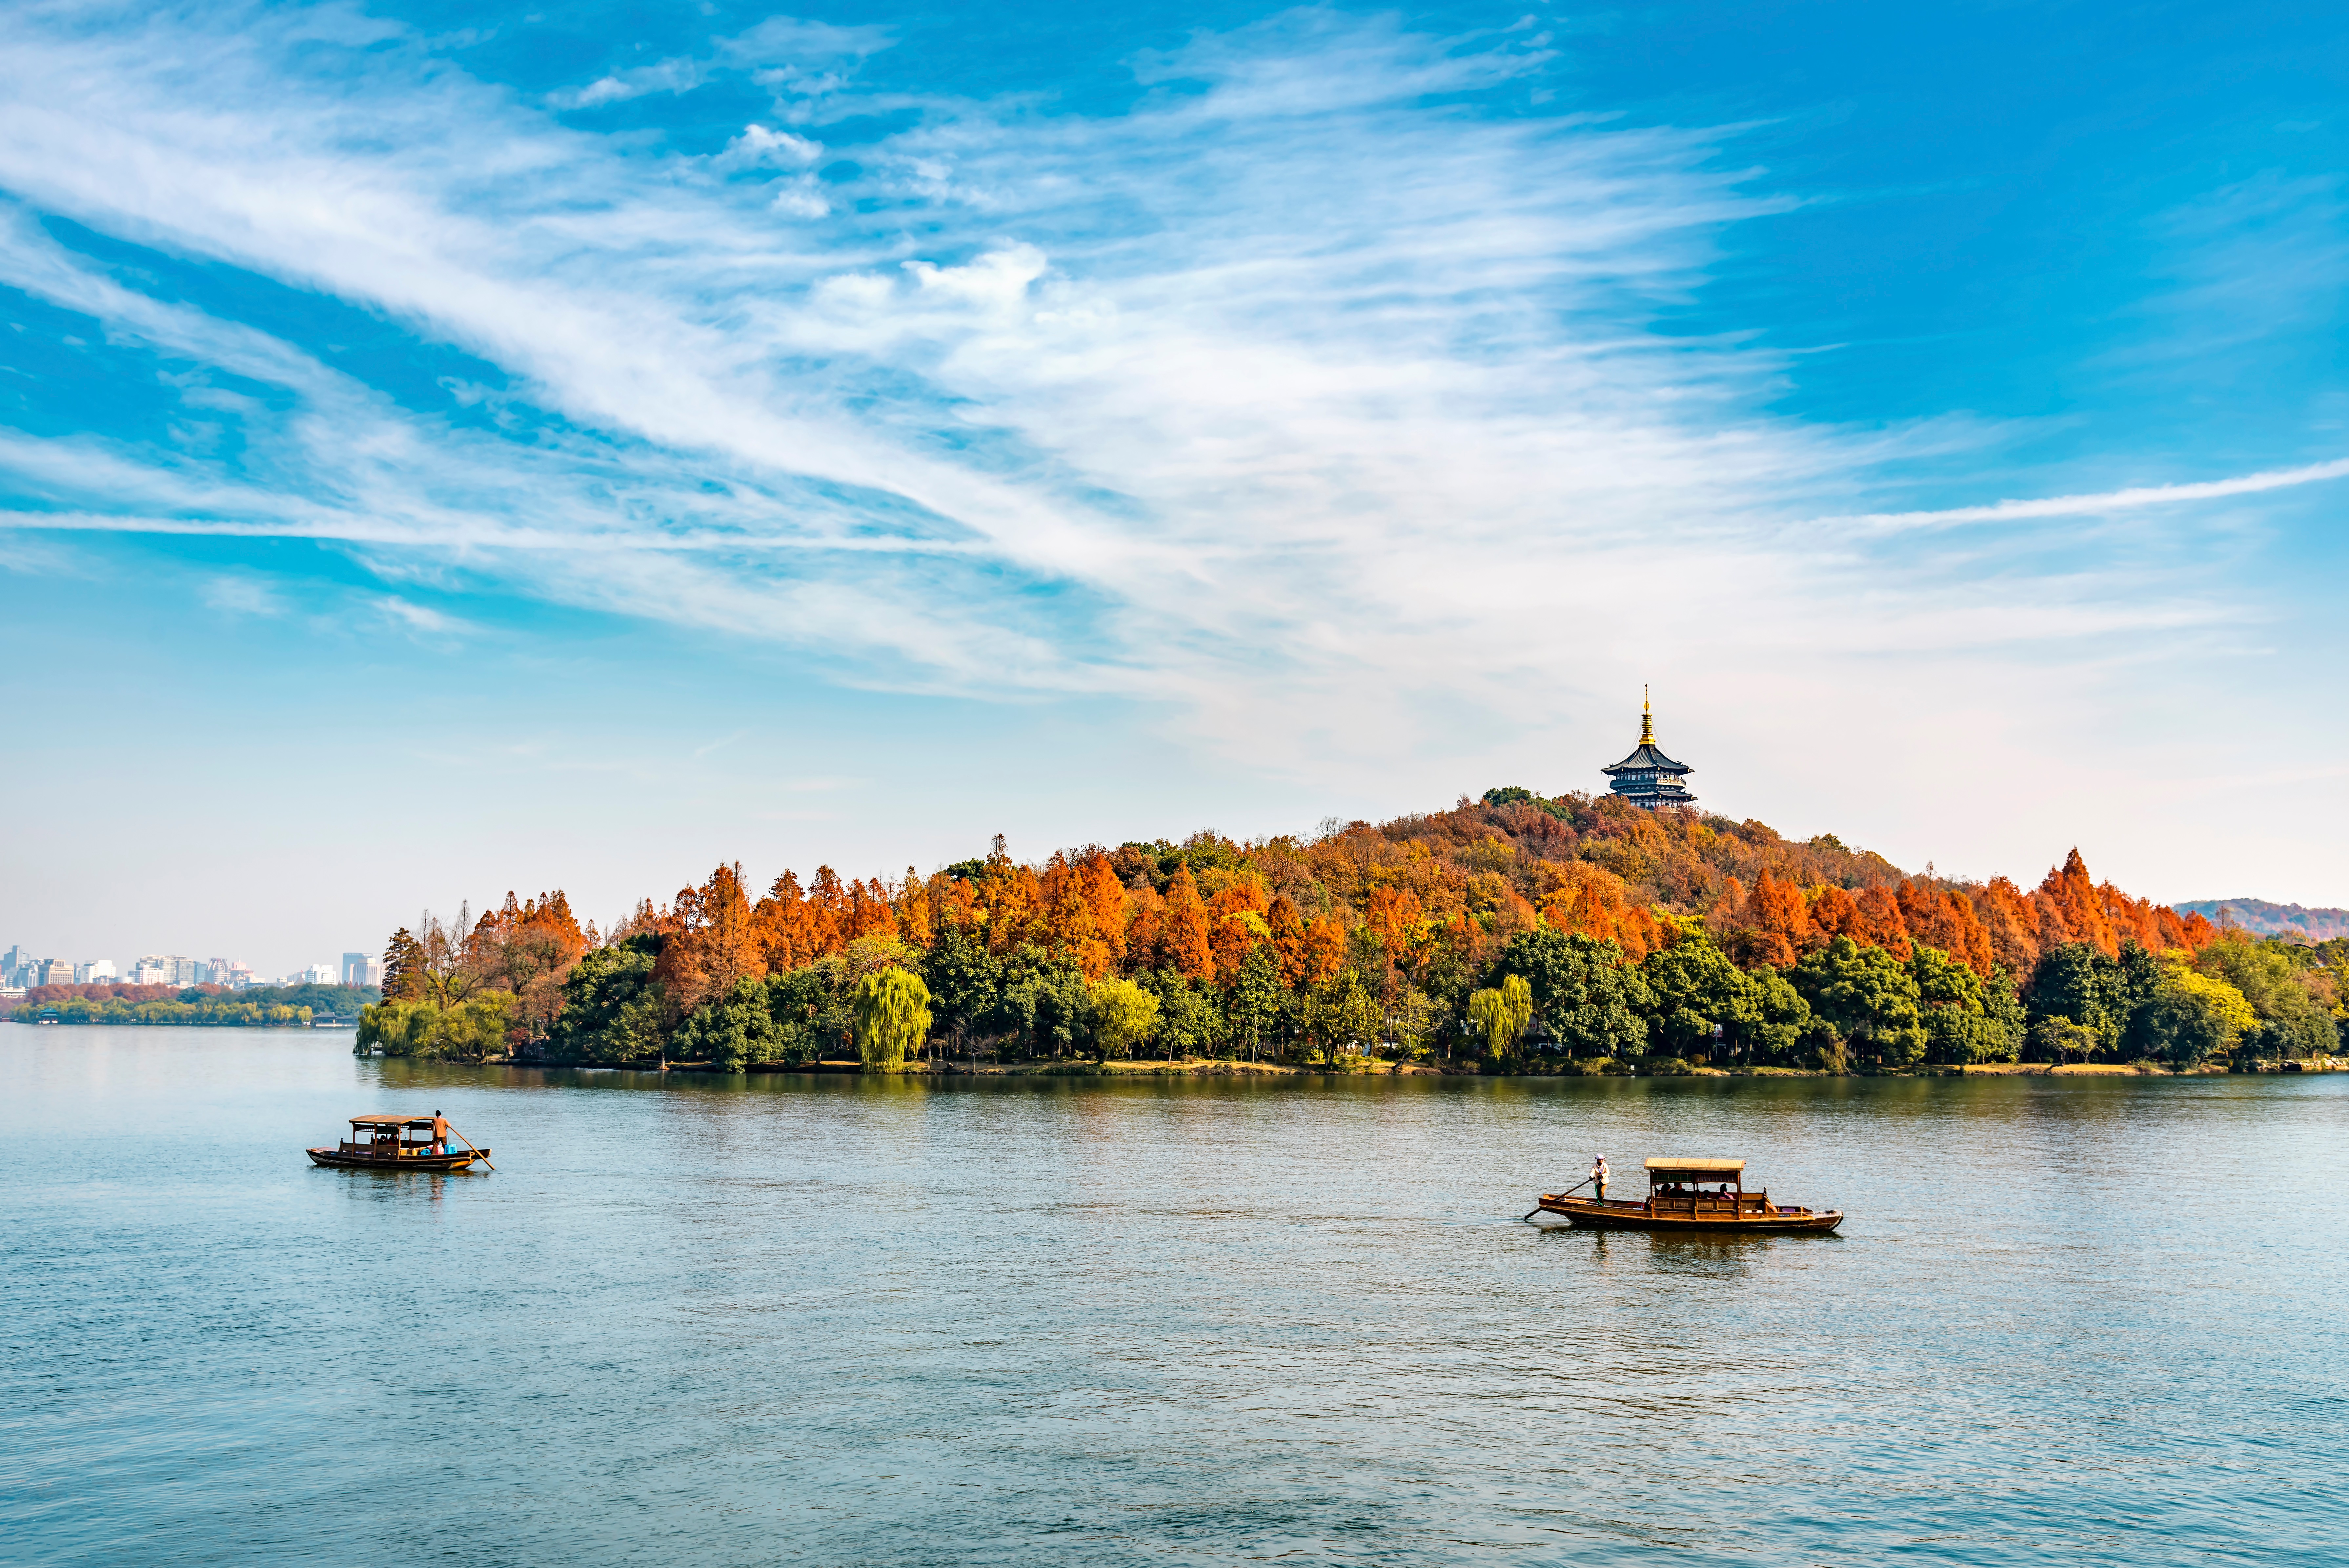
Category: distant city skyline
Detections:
[{"x1": 1, "y1": 943, "x2": 367, "y2": 994}]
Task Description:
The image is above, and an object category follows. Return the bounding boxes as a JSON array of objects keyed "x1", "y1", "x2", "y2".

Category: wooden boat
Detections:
[
  {"x1": 1535, "y1": 1158, "x2": 1841, "y2": 1234},
  {"x1": 307, "y1": 1112, "x2": 491, "y2": 1171}
]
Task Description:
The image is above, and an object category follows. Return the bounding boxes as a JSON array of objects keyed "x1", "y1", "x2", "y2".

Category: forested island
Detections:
[{"x1": 352, "y1": 790, "x2": 2344, "y2": 1076}]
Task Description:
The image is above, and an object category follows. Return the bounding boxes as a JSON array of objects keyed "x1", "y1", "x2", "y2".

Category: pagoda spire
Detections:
[{"x1": 1601, "y1": 686, "x2": 1695, "y2": 811}]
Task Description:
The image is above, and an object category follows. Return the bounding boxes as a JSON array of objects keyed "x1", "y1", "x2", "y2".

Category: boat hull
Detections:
[
  {"x1": 307, "y1": 1147, "x2": 486, "y2": 1171},
  {"x1": 1536, "y1": 1194, "x2": 1842, "y2": 1234}
]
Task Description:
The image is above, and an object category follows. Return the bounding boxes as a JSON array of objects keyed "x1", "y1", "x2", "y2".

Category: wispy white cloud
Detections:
[
  {"x1": 372, "y1": 594, "x2": 473, "y2": 637},
  {"x1": 548, "y1": 57, "x2": 705, "y2": 110},
  {"x1": 201, "y1": 574, "x2": 284, "y2": 617},
  {"x1": 0, "y1": 0, "x2": 2294, "y2": 782},
  {"x1": 547, "y1": 12, "x2": 896, "y2": 109},
  {"x1": 1820, "y1": 456, "x2": 2349, "y2": 533},
  {"x1": 722, "y1": 15, "x2": 896, "y2": 67}
]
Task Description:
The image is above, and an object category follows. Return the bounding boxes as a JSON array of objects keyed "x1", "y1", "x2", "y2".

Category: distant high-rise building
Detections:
[
  {"x1": 35, "y1": 958, "x2": 73, "y2": 987},
  {"x1": 132, "y1": 957, "x2": 171, "y2": 985},
  {"x1": 169, "y1": 957, "x2": 203, "y2": 986},
  {"x1": 3, "y1": 945, "x2": 29, "y2": 985},
  {"x1": 341, "y1": 951, "x2": 372, "y2": 987},
  {"x1": 301, "y1": 963, "x2": 338, "y2": 986},
  {"x1": 74, "y1": 959, "x2": 117, "y2": 984}
]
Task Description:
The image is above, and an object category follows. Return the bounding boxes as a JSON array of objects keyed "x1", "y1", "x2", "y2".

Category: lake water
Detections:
[{"x1": 2, "y1": 1026, "x2": 2343, "y2": 1566}]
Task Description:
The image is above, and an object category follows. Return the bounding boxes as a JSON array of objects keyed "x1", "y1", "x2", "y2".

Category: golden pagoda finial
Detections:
[{"x1": 1640, "y1": 685, "x2": 1654, "y2": 746}]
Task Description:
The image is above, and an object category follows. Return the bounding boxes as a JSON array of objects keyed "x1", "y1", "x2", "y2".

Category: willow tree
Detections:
[
  {"x1": 854, "y1": 966, "x2": 933, "y2": 1071},
  {"x1": 1088, "y1": 977, "x2": 1160, "y2": 1062},
  {"x1": 1468, "y1": 973, "x2": 1534, "y2": 1059}
]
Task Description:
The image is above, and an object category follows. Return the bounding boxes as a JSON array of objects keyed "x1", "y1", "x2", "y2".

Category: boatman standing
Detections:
[{"x1": 1591, "y1": 1155, "x2": 1608, "y2": 1202}]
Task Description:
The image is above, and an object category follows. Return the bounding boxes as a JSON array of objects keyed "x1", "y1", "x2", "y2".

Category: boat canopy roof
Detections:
[
  {"x1": 350, "y1": 1114, "x2": 440, "y2": 1128},
  {"x1": 1644, "y1": 1158, "x2": 1746, "y2": 1180}
]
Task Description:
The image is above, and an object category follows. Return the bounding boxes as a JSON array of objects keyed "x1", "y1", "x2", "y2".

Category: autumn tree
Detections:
[
  {"x1": 656, "y1": 863, "x2": 766, "y2": 1015},
  {"x1": 380, "y1": 927, "x2": 426, "y2": 1004},
  {"x1": 1158, "y1": 864, "x2": 1215, "y2": 980},
  {"x1": 470, "y1": 890, "x2": 589, "y2": 1044}
]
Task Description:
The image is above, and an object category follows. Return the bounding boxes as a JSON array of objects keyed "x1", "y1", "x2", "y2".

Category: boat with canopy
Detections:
[
  {"x1": 1533, "y1": 1158, "x2": 1840, "y2": 1233},
  {"x1": 306, "y1": 1112, "x2": 493, "y2": 1171}
]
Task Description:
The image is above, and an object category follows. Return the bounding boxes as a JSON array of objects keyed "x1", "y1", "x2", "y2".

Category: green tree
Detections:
[
  {"x1": 1495, "y1": 928, "x2": 1650, "y2": 1059},
  {"x1": 991, "y1": 946, "x2": 1090, "y2": 1057},
  {"x1": 1640, "y1": 934, "x2": 1760, "y2": 1059},
  {"x1": 1793, "y1": 936, "x2": 1926, "y2": 1068},
  {"x1": 853, "y1": 966, "x2": 932, "y2": 1071},
  {"x1": 674, "y1": 977, "x2": 779, "y2": 1071},
  {"x1": 2132, "y1": 961, "x2": 2258, "y2": 1068},
  {"x1": 1088, "y1": 977, "x2": 1161, "y2": 1061},
  {"x1": 1909, "y1": 944, "x2": 2021, "y2": 1064},
  {"x1": 1225, "y1": 943, "x2": 1286, "y2": 1062},
  {"x1": 1741, "y1": 968, "x2": 1821, "y2": 1065},
  {"x1": 1305, "y1": 968, "x2": 1385, "y2": 1061},
  {"x1": 548, "y1": 938, "x2": 664, "y2": 1064},
  {"x1": 1384, "y1": 980, "x2": 1438, "y2": 1059},
  {"x1": 761, "y1": 966, "x2": 839, "y2": 1062},
  {"x1": 2194, "y1": 937, "x2": 2337, "y2": 1060},
  {"x1": 1466, "y1": 973, "x2": 1534, "y2": 1060},
  {"x1": 922, "y1": 924, "x2": 1001, "y2": 1053},
  {"x1": 2029, "y1": 1015, "x2": 2099, "y2": 1066},
  {"x1": 1142, "y1": 969, "x2": 1221, "y2": 1060},
  {"x1": 357, "y1": 992, "x2": 515, "y2": 1060},
  {"x1": 2025, "y1": 944, "x2": 2132, "y2": 1058}
]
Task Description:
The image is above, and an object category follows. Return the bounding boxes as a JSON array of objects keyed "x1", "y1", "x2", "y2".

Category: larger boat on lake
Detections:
[
  {"x1": 307, "y1": 1113, "x2": 490, "y2": 1171},
  {"x1": 1535, "y1": 1158, "x2": 1841, "y2": 1233}
]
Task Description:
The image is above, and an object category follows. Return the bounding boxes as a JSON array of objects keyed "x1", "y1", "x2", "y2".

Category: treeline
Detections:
[
  {"x1": 356, "y1": 791, "x2": 2348, "y2": 1073},
  {"x1": 11, "y1": 983, "x2": 374, "y2": 1026},
  {"x1": 2175, "y1": 899, "x2": 2349, "y2": 942},
  {"x1": 27, "y1": 996, "x2": 315, "y2": 1028}
]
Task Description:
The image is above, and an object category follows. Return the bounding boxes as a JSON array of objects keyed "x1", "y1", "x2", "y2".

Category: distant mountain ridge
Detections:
[{"x1": 2175, "y1": 899, "x2": 2349, "y2": 941}]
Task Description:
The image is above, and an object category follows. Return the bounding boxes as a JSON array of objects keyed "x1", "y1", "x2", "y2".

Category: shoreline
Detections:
[{"x1": 449, "y1": 1054, "x2": 2341, "y2": 1079}]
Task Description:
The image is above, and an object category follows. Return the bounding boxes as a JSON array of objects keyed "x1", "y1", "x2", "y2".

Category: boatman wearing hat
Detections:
[{"x1": 1591, "y1": 1155, "x2": 1608, "y2": 1203}]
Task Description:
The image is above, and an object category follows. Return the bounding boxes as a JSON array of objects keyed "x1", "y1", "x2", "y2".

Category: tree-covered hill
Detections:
[{"x1": 353, "y1": 788, "x2": 2347, "y2": 1074}]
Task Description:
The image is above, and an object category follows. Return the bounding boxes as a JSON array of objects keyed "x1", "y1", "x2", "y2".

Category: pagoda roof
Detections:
[{"x1": 1601, "y1": 743, "x2": 1691, "y2": 776}]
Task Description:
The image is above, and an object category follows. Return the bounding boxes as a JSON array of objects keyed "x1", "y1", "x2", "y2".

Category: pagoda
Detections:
[{"x1": 1600, "y1": 688, "x2": 1696, "y2": 811}]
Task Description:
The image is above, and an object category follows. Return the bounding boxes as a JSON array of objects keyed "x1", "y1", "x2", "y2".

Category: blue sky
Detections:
[{"x1": 1, "y1": 0, "x2": 2344, "y2": 971}]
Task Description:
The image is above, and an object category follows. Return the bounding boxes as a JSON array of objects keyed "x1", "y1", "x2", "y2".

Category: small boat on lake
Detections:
[
  {"x1": 307, "y1": 1112, "x2": 491, "y2": 1171},
  {"x1": 1535, "y1": 1158, "x2": 1840, "y2": 1234}
]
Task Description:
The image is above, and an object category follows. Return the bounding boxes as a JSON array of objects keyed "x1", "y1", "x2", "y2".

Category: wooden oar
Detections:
[
  {"x1": 447, "y1": 1124, "x2": 496, "y2": 1171},
  {"x1": 1523, "y1": 1177, "x2": 1592, "y2": 1221}
]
